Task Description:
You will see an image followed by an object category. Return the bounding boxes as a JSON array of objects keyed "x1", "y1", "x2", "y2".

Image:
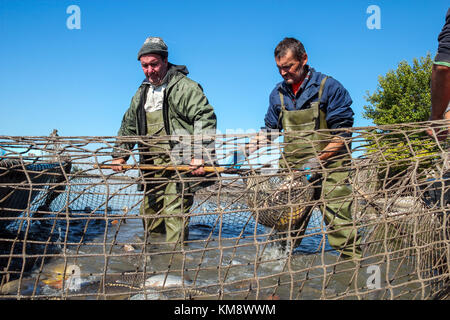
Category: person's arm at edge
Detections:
[
  {"x1": 111, "y1": 94, "x2": 140, "y2": 172},
  {"x1": 185, "y1": 82, "x2": 217, "y2": 176}
]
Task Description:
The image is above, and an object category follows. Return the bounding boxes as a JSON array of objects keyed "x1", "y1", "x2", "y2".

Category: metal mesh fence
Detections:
[{"x1": 0, "y1": 121, "x2": 448, "y2": 300}]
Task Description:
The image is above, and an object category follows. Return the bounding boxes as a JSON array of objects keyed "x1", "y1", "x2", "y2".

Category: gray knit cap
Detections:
[{"x1": 137, "y1": 37, "x2": 168, "y2": 60}]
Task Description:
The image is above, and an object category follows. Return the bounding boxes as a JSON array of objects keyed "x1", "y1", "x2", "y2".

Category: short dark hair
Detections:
[{"x1": 274, "y1": 37, "x2": 306, "y2": 62}]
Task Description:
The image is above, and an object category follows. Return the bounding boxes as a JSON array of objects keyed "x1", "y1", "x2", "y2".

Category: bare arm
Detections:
[
  {"x1": 318, "y1": 136, "x2": 346, "y2": 162},
  {"x1": 427, "y1": 64, "x2": 450, "y2": 140},
  {"x1": 430, "y1": 64, "x2": 450, "y2": 120}
]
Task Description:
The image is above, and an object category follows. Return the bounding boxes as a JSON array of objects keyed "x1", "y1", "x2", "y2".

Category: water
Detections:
[{"x1": 0, "y1": 203, "x2": 435, "y2": 300}]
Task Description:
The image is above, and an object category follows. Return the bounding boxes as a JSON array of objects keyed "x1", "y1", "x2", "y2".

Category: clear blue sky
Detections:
[{"x1": 0, "y1": 0, "x2": 448, "y2": 137}]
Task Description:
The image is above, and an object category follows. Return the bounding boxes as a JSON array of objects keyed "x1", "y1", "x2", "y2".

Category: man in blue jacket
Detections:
[{"x1": 255, "y1": 37, "x2": 361, "y2": 259}]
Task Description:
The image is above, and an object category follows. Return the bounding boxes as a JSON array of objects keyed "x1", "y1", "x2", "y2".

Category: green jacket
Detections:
[{"x1": 113, "y1": 63, "x2": 217, "y2": 164}]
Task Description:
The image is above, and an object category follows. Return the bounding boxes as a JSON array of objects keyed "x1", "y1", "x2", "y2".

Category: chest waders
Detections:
[
  {"x1": 279, "y1": 77, "x2": 361, "y2": 259},
  {"x1": 140, "y1": 108, "x2": 192, "y2": 244}
]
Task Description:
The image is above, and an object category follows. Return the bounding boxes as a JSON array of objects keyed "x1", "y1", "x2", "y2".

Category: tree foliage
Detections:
[
  {"x1": 362, "y1": 54, "x2": 435, "y2": 178},
  {"x1": 363, "y1": 54, "x2": 433, "y2": 124}
]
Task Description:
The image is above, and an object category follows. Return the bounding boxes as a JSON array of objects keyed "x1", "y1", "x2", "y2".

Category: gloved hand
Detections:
[{"x1": 301, "y1": 157, "x2": 322, "y2": 181}]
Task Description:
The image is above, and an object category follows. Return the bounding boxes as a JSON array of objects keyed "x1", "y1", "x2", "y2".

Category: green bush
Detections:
[
  {"x1": 362, "y1": 54, "x2": 438, "y2": 178},
  {"x1": 363, "y1": 54, "x2": 433, "y2": 125}
]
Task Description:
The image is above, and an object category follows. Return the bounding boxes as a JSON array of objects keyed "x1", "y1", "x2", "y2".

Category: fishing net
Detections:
[
  {"x1": 0, "y1": 120, "x2": 448, "y2": 300},
  {"x1": 244, "y1": 169, "x2": 314, "y2": 231}
]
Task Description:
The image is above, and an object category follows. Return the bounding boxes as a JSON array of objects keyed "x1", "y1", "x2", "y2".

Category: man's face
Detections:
[
  {"x1": 140, "y1": 54, "x2": 168, "y2": 85},
  {"x1": 275, "y1": 49, "x2": 308, "y2": 85}
]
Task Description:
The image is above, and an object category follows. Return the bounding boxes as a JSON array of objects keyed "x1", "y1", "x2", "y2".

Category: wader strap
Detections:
[
  {"x1": 278, "y1": 91, "x2": 285, "y2": 127},
  {"x1": 278, "y1": 76, "x2": 328, "y2": 129},
  {"x1": 315, "y1": 76, "x2": 328, "y2": 130},
  {"x1": 318, "y1": 76, "x2": 328, "y2": 102},
  {"x1": 279, "y1": 91, "x2": 285, "y2": 110}
]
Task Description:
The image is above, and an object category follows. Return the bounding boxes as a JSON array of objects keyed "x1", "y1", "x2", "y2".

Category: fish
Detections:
[
  {"x1": 0, "y1": 277, "x2": 38, "y2": 295},
  {"x1": 123, "y1": 244, "x2": 135, "y2": 252},
  {"x1": 89, "y1": 271, "x2": 192, "y2": 289},
  {"x1": 66, "y1": 272, "x2": 194, "y2": 299},
  {"x1": 143, "y1": 274, "x2": 193, "y2": 289},
  {"x1": 0, "y1": 264, "x2": 82, "y2": 296}
]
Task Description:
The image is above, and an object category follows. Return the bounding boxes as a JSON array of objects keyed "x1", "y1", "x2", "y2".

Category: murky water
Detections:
[{"x1": 0, "y1": 204, "x2": 437, "y2": 300}]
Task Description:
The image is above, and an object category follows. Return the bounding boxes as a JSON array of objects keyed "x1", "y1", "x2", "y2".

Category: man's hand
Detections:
[
  {"x1": 426, "y1": 124, "x2": 449, "y2": 141},
  {"x1": 426, "y1": 111, "x2": 450, "y2": 141},
  {"x1": 111, "y1": 158, "x2": 126, "y2": 172},
  {"x1": 301, "y1": 157, "x2": 322, "y2": 181},
  {"x1": 318, "y1": 136, "x2": 346, "y2": 162},
  {"x1": 301, "y1": 157, "x2": 321, "y2": 170},
  {"x1": 299, "y1": 136, "x2": 346, "y2": 181},
  {"x1": 190, "y1": 158, "x2": 205, "y2": 176}
]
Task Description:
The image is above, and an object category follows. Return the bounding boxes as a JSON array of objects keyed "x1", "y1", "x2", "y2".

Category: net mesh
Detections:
[
  {"x1": 244, "y1": 171, "x2": 314, "y2": 231},
  {"x1": 0, "y1": 121, "x2": 448, "y2": 300}
]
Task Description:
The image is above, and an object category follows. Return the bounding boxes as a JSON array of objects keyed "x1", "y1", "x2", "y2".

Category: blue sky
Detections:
[{"x1": 0, "y1": 0, "x2": 448, "y2": 137}]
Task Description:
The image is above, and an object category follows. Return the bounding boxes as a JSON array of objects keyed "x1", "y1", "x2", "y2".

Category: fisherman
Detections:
[
  {"x1": 251, "y1": 37, "x2": 361, "y2": 259},
  {"x1": 423, "y1": 9, "x2": 450, "y2": 209},
  {"x1": 427, "y1": 8, "x2": 450, "y2": 141},
  {"x1": 426, "y1": 8, "x2": 450, "y2": 230},
  {"x1": 112, "y1": 37, "x2": 217, "y2": 244}
]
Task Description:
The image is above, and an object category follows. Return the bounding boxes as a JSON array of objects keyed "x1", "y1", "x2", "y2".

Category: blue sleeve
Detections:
[
  {"x1": 264, "y1": 88, "x2": 282, "y2": 130},
  {"x1": 322, "y1": 78, "x2": 354, "y2": 136}
]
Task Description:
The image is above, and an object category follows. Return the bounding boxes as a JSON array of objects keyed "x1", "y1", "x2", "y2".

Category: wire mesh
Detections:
[{"x1": 0, "y1": 121, "x2": 448, "y2": 300}]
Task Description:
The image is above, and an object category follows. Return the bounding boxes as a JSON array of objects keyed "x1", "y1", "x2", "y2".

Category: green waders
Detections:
[
  {"x1": 279, "y1": 77, "x2": 361, "y2": 259},
  {"x1": 139, "y1": 109, "x2": 193, "y2": 243}
]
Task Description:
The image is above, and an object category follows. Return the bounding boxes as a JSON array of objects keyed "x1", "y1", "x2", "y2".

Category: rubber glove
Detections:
[{"x1": 301, "y1": 158, "x2": 322, "y2": 181}]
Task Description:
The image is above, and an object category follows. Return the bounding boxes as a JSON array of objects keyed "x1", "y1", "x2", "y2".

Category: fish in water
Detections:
[
  {"x1": 123, "y1": 244, "x2": 135, "y2": 252},
  {"x1": 89, "y1": 272, "x2": 192, "y2": 289},
  {"x1": 143, "y1": 274, "x2": 193, "y2": 289},
  {"x1": 0, "y1": 264, "x2": 82, "y2": 296},
  {"x1": 0, "y1": 277, "x2": 38, "y2": 296},
  {"x1": 68, "y1": 272, "x2": 192, "y2": 299}
]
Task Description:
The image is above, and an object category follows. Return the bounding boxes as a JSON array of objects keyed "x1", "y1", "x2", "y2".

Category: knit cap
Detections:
[{"x1": 137, "y1": 37, "x2": 168, "y2": 60}]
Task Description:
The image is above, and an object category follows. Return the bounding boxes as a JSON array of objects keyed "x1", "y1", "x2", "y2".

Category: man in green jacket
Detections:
[{"x1": 112, "y1": 36, "x2": 217, "y2": 244}]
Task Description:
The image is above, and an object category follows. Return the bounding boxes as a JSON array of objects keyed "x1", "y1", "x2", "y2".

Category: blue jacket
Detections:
[{"x1": 264, "y1": 66, "x2": 354, "y2": 136}]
